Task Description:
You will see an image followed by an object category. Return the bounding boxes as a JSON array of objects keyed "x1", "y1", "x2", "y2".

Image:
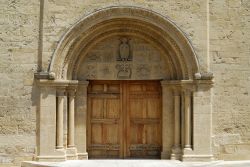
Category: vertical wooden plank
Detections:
[{"x1": 120, "y1": 81, "x2": 124, "y2": 158}]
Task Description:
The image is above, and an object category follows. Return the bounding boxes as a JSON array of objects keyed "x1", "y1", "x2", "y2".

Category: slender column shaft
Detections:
[
  {"x1": 174, "y1": 92, "x2": 181, "y2": 147},
  {"x1": 68, "y1": 90, "x2": 75, "y2": 148},
  {"x1": 184, "y1": 90, "x2": 191, "y2": 149},
  {"x1": 56, "y1": 90, "x2": 64, "y2": 149}
]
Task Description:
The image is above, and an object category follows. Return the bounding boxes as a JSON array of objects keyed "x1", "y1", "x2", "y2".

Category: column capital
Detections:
[
  {"x1": 172, "y1": 87, "x2": 181, "y2": 96},
  {"x1": 67, "y1": 87, "x2": 76, "y2": 97},
  {"x1": 181, "y1": 84, "x2": 195, "y2": 92},
  {"x1": 183, "y1": 88, "x2": 192, "y2": 96},
  {"x1": 57, "y1": 87, "x2": 66, "y2": 97}
]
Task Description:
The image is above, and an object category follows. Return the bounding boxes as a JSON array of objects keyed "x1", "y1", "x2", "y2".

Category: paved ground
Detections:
[{"x1": 21, "y1": 160, "x2": 250, "y2": 167}]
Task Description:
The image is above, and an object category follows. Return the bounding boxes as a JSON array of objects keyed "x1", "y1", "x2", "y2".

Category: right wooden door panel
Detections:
[
  {"x1": 87, "y1": 80, "x2": 162, "y2": 159},
  {"x1": 126, "y1": 81, "x2": 162, "y2": 158}
]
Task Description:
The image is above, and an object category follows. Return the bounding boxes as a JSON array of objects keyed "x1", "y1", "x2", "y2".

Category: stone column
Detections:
[
  {"x1": 56, "y1": 88, "x2": 65, "y2": 149},
  {"x1": 184, "y1": 89, "x2": 192, "y2": 151},
  {"x1": 75, "y1": 81, "x2": 89, "y2": 159},
  {"x1": 68, "y1": 88, "x2": 76, "y2": 148},
  {"x1": 171, "y1": 88, "x2": 182, "y2": 160},
  {"x1": 160, "y1": 81, "x2": 174, "y2": 159},
  {"x1": 66, "y1": 87, "x2": 78, "y2": 160}
]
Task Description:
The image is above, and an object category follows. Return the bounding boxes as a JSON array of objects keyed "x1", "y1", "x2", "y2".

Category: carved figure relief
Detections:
[
  {"x1": 115, "y1": 37, "x2": 133, "y2": 79},
  {"x1": 117, "y1": 37, "x2": 132, "y2": 61}
]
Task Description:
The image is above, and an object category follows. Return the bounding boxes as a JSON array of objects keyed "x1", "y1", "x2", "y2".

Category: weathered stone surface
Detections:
[
  {"x1": 210, "y1": 0, "x2": 250, "y2": 160},
  {"x1": 0, "y1": 0, "x2": 249, "y2": 166},
  {"x1": 77, "y1": 37, "x2": 168, "y2": 80},
  {"x1": 0, "y1": 0, "x2": 38, "y2": 165}
]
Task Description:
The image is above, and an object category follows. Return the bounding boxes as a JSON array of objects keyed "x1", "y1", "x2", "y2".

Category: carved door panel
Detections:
[
  {"x1": 126, "y1": 81, "x2": 162, "y2": 158},
  {"x1": 87, "y1": 80, "x2": 162, "y2": 159},
  {"x1": 87, "y1": 81, "x2": 123, "y2": 158}
]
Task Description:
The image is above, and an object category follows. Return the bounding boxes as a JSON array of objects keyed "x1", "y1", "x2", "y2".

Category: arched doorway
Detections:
[{"x1": 35, "y1": 6, "x2": 214, "y2": 162}]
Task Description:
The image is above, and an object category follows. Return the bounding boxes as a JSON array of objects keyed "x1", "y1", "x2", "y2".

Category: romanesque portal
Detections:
[{"x1": 35, "y1": 7, "x2": 214, "y2": 162}]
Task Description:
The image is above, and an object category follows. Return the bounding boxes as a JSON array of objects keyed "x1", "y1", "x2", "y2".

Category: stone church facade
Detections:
[{"x1": 0, "y1": 0, "x2": 250, "y2": 166}]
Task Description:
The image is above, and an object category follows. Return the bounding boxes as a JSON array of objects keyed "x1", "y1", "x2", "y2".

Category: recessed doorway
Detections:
[{"x1": 87, "y1": 80, "x2": 162, "y2": 159}]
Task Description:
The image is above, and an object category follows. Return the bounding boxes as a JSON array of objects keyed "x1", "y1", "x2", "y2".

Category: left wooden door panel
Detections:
[{"x1": 87, "y1": 81, "x2": 123, "y2": 158}]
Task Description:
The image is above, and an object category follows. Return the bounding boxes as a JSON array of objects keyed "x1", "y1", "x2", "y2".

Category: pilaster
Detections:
[{"x1": 75, "y1": 81, "x2": 89, "y2": 160}]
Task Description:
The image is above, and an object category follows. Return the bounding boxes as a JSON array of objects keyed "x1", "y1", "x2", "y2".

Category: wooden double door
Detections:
[{"x1": 87, "y1": 80, "x2": 162, "y2": 159}]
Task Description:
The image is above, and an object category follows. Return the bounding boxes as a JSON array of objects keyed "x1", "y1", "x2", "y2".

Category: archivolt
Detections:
[{"x1": 48, "y1": 6, "x2": 200, "y2": 80}]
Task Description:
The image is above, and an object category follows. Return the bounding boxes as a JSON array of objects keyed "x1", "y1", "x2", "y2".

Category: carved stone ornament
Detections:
[
  {"x1": 86, "y1": 65, "x2": 97, "y2": 79},
  {"x1": 195, "y1": 72, "x2": 214, "y2": 80},
  {"x1": 116, "y1": 63, "x2": 132, "y2": 79},
  {"x1": 136, "y1": 64, "x2": 150, "y2": 78},
  {"x1": 117, "y1": 37, "x2": 132, "y2": 61},
  {"x1": 48, "y1": 72, "x2": 56, "y2": 80}
]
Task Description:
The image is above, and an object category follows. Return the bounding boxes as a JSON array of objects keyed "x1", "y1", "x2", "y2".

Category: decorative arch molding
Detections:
[
  {"x1": 34, "y1": 6, "x2": 214, "y2": 163},
  {"x1": 48, "y1": 6, "x2": 201, "y2": 80}
]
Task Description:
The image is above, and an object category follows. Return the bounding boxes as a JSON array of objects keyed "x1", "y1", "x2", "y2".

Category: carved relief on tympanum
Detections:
[
  {"x1": 86, "y1": 54, "x2": 101, "y2": 62},
  {"x1": 136, "y1": 64, "x2": 151, "y2": 79},
  {"x1": 117, "y1": 37, "x2": 133, "y2": 61},
  {"x1": 77, "y1": 36, "x2": 169, "y2": 80},
  {"x1": 116, "y1": 62, "x2": 132, "y2": 79},
  {"x1": 85, "y1": 65, "x2": 97, "y2": 79},
  {"x1": 100, "y1": 65, "x2": 112, "y2": 77}
]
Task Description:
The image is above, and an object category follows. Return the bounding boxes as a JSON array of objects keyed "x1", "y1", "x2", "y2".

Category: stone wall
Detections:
[
  {"x1": 42, "y1": 0, "x2": 208, "y2": 71},
  {"x1": 210, "y1": 0, "x2": 250, "y2": 160},
  {"x1": 0, "y1": 0, "x2": 39, "y2": 166},
  {"x1": 0, "y1": 0, "x2": 249, "y2": 166}
]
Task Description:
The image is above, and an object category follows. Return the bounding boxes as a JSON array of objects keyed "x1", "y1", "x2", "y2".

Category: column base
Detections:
[
  {"x1": 183, "y1": 147, "x2": 193, "y2": 152},
  {"x1": 77, "y1": 152, "x2": 88, "y2": 160},
  {"x1": 170, "y1": 146, "x2": 182, "y2": 160},
  {"x1": 66, "y1": 147, "x2": 78, "y2": 160},
  {"x1": 36, "y1": 148, "x2": 66, "y2": 162},
  {"x1": 35, "y1": 155, "x2": 66, "y2": 162}
]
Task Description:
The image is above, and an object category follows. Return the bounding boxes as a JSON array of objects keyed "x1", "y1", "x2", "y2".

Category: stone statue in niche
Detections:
[
  {"x1": 117, "y1": 37, "x2": 133, "y2": 61},
  {"x1": 116, "y1": 63, "x2": 132, "y2": 79}
]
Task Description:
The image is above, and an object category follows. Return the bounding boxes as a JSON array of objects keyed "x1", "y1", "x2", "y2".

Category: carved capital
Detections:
[
  {"x1": 57, "y1": 88, "x2": 65, "y2": 97},
  {"x1": 172, "y1": 86, "x2": 181, "y2": 96},
  {"x1": 67, "y1": 88, "x2": 76, "y2": 97}
]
